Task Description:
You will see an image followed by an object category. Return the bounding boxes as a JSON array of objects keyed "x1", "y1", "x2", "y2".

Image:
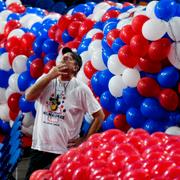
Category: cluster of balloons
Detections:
[
  {"x1": 30, "y1": 129, "x2": 180, "y2": 180},
  {"x1": 0, "y1": 119, "x2": 11, "y2": 135}
]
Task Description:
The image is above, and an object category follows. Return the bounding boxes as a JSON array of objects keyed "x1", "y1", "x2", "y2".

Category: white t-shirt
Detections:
[{"x1": 32, "y1": 76, "x2": 101, "y2": 154}]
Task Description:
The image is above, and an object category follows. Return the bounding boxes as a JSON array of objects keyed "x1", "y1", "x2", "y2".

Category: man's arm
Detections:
[{"x1": 25, "y1": 64, "x2": 68, "y2": 101}]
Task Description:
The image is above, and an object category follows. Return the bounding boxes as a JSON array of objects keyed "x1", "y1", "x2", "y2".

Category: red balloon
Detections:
[
  {"x1": 84, "y1": 60, "x2": 97, "y2": 79},
  {"x1": 48, "y1": 24, "x2": 58, "y2": 40},
  {"x1": 132, "y1": 15, "x2": 149, "y2": 34},
  {"x1": 118, "y1": 45, "x2": 138, "y2": 68},
  {"x1": 127, "y1": 136, "x2": 144, "y2": 153},
  {"x1": 113, "y1": 114, "x2": 127, "y2": 129},
  {"x1": 100, "y1": 129, "x2": 122, "y2": 142},
  {"x1": 92, "y1": 32, "x2": 104, "y2": 41},
  {"x1": 58, "y1": 14, "x2": 72, "y2": 31},
  {"x1": 130, "y1": 35, "x2": 149, "y2": 57},
  {"x1": 78, "y1": 19, "x2": 95, "y2": 38},
  {"x1": 30, "y1": 58, "x2": 44, "y2": 78},
  {"x1": 21, "y1": 32, "x2": 35, "y2": 50},
  {"x1": 43, "y1": 60, "x2": 56, "y2": 74},
  {"x1": 119, "y1": 25, "x2": 135, "y2": 44},
  {"x1": 9, "y1": 110, "x2": 19, "y2": 121},
  {"x1": 102, "y1": 10, "x2": 120, "y2": 22},
  {"x1": 65, "y1": 39, "x2": 81, "y2": 49},
  {"x1": 72, "y1": 166, "x2": 90, "y2": 180},
  {"x1": 138, "y1": 57, "x2": 162, "y2": 73},
  {"x1": 85, "y1": 148, "x2": 101, "y2": 161},
  {"x1": 7, "y1": 93, "x2": 21, "y2": 112},
  {"x1": 30, "y1": 170, "x2": 53, "y2": 180},
  {"x1": 4, "y1": 20, "x2": 21, "y2": 37},
  {"x1": 71, "y1": 12, "x2": 86, "y2": 22},
  {"x1": 159, "y1": 89, "x2": 179, "y2": 111},
  {"x1": 8, "y1": 3, "x2": 26, "y2": 13},
  {"x1": 109, "y1": 132, "x2": 126, "y2": 145},
  {"x1": 50, "y1": 155, "x2": 65, "y2": 171},
  {"x1": 148, "y1": 38, "x2": 171, "y2": 62},
  {"x1": 137, "y1": 77, "x2": 161, "y2": 97},
  {"x1": 123, "y1": 169, "x2": 150, "y2": 180},
  {"x1": 55, "y1": 28, "x2": 63, "y2": 43},
  {"x1": 67, "y1": 21, "x2": 82, "y2": 38},
  {"x1": 106, "y1": 29, "x2": 120, "y2": 47},
  {"x1": 163, "y1": 166, "x2": 180, "y2": 179},
  {"x1": 90, "y1": 167, "x2": 112, "y2": 179},
  {"x1": 5, "y1": 36, "x2": 21, "y2": 51}
]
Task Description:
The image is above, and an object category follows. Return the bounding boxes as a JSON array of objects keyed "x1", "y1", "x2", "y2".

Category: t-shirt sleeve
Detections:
[{"x1": 81, "y1": 84, "x2": 102, "y2": 115}]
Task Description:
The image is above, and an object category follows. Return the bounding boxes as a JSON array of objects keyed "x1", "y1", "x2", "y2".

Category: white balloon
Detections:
[
  {"x1": 76, "y1": 69, "x2": 89, "y2": 84},
  {"x1": 116, "y1": 3, "x2": 123, "y2": 9},
  {"x1": 167, "y1": 17, "x2": 180, "y2": 42},
  {"x1": 5, "y1": 86, "x2": 16, "y2": 100},
  {"x1": 67, "y1": 8, "x2": 74, "y2": 16},
  {"x1": 116, "y1": 18, "x2": 132, "y2": 29},
  {"x1": 80, "y1": 51, "x2": 91, "y2": 66},
  {"x1": 86, "y1": 29, "x2": 102, "y2": 38},
  {"x1": 9, "y1": 119, "x2": 14, "y2": 127},
  {"x1": 117, "y1": 12, "x2": 131, "y2": 20},
  {"x1": 134, "y1": 10, "x2": 147, "y2": 17},
  {"x1": 165, "y1": 126, "x2": 180, "y2": 135},
  {"x1": 107, "y1": 54, "x2": 126, "y2": 75},
  {"x1": 91, "y1": 50, "x2": 107, "y2": 70},
  {"x1": 7, "y1": 29, "x2": 25, "y2": 39},
  {"x1": 0, "y1": 104, "x2": 10, "y2": 121},
  {"x1": 0, "y1": 21, "x2": 6, "y2": 34},
  {"x1": 88, "y1": 40, "x2": 102, "y2": 54},
  {"x1": 93, "y1": 2, "x2": 111, "y2": 14},
  {"x1": 146, "y1": 0, "x2": 158, "y2": 19},
  {"x1": 6, "y1": 0, "x2": 22, "y2": 6},
  {"x1": 23, "y1": 112, "x2": 34, "y2": 127},
  {"x1": 122, "y1": 68, "x2": 140, "y2": 87},
  {"x1": 12, "y1": 55, "x2": 28, "y2": 73},
  {"x1": 108, "y1": 75, "x2": 127, "y2": 97},
  {"x1": 0, "y1": 10, "x2": 12, "y2": 21},
  {"x1": 0, "y1": 87, "x2": 6, "y2": 104},
  {"x1": 168, "y1": 42, "x2": 180, "y2": 69},
  {"x1": 142, "y1": 19, "x2": 167, "y2": 41},
  {"x1": 27, "y1": 16, "x2": 43, "y2": 29},
  {"x1": 43, "y1": 13, "x2": 61, "y2": 21},
  {"x1": 0, "y1": 52, "x2": 11, "y2": 71},
  {"x1": 8, "y1": 73, "x2": 21, "y2": 92},
  {"x1": 91, "y1": 11, "x2": 106, "y2": 21}
]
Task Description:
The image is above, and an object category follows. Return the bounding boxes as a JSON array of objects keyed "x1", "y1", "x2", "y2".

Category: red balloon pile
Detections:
[{"x1": 30, "y1": 129, "x2": 180, "y2": 180}]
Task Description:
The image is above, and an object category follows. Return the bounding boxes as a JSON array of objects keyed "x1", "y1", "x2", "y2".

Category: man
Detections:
[{"x1": 24, "y1": 47, "x2": 105, "y2": 179}]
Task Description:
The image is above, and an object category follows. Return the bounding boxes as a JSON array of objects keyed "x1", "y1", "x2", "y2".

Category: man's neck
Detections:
[{"x1": 58, "y1": 75, "x2": 74, "y2": 82}]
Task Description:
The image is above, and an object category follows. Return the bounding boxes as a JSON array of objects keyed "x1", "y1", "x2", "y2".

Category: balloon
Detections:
[
  {"x1": 148, "y1": 38, "x2": 171, "y2": 62},
  {"x1": 107, "y1": 54, "x2": 126, "y2": 75},
  {"x1": 102, "y1": 114, "x2": 116, "y2": 131},
  {"x1": 0, "y1": 87, "x2": 6, "y2": 104},
  {"x1": 7, "y1": 93, "x2": 21, "y2": 112},
  {"x1": 0, "y1": 52, "x2": 11, "y2": 71},
  {"x1": 146, "y1": 1, "x2": 158, "y2": 19},
  {"x1": 101, "y1": 10, "x2": 120, "y2": 22},
  {"x1": 116, "y1": 17, "x2": 132, "y2": 30},
  {"x1": 19, "y1": 95, "x2": 35, "y2": 113},
  {"x1": 43, "y1": 60, "x2": 55, "y2": 74},
  {"x1": 42, "y1": 39, "x2": 58, "y2": 54},
  {"x1": 84, "y1": 60, "x2": 97, "y2": 79},
  {"x1": 118, "y1": 45, "x2": 138, "y2": 68},
  {"x1": 140, "y1": 98, "x2": 167, "y2": 120},
  {"x1": 30, "y1": 170, "x2": 53, "y2": 180},
  {"x1": 4, "y1": 20, "x2": 21, "y2": 37},
  {"x1": 5, "y1": 36, "x2": 21, "y2": 51},
  {"x1": 126, "y1": 108, "x2": 145, "y2": 128},
  {"x1": 0, "y1": 104, "x2": 10, "y2": 121},
  {"x1": 88, "y1": 40, "x2": 102, "y2": 54},
  {"x1": 111, "y1": 38, "x2": 125, "y2": 54},
  {"x1": 30, "y1": 58, "x2": 44, "y2": 78},
  {"x1": 154, "y1": 0, "x2": 176, "y2": 21},
  {"x1": 86, "y1": 29, "x2": 102, "y2": 39},
  {"x1": 48, "y1": 24, "x2": 58, "y2": 40},
  {"x1": 21, "y1": 32, "x2": 35, "y2": 50},
  {"x1": 71, "y1": 12, "x2": 86, "y2": 22},
  {"x1": 67, "y1": 21, "x2": 81, "y2": 38},
  {"x1": 114, "y1": 114, "x2": 127, "y2": 129},
  {"x1": 78, "y1": 38, "x2": 91, "y2": 54},
  {"x1": 115, "y1": 97, "x2": 129, "y2": 114},
  {"x1": 62, "y1": 30, "x2": 73, "y2": 43},
  {"x1": 142, "y1": 19, "x2": 167, "y2": 41},
  {"x1": 119, "y1": 25, "x2": 134, "y2": 44},
  {"x1": 168, "y1": 42, "x2": 180, "y2": 69},
  {"x1": 131, "y1": 15, "x2": 149, "y2": 34},
  {"x1": 159, "y1": 89, "x2": 179, "y2": 111},
  {"x1": 8, "y1": 73, "x2": 21, "y2": 92},
  {"x1": 157, "y1": 66, "x2": 179, "y2": 88},
  {"x1": 108, "y1": 75, "x2": 126, "y2": 97},
  {"x1": 130, "y1": 35, "x2": 149, "y2": 57},
  {"x1": 122, "y1": 87, "x2": 143, "y2": 107},
  {"x1": 122, "y1": 68, "x2": 140, "y2": 87},
  {"x1": 102, "y1": 47, "x2": 113, "y2": 66},
  {"x1": 165, "y1": 126, "x2": 180, "y2": 135},
  {"x1": 12, "y1": 55, "x2": 27, "y2": 73},
  {"x1": 72, "y1": 166, "x2": 90, "y2": 180},
  {"x1": 92, "y1": 32, "x2": 104, "y2": 41},
  {"x1": 137, "y1": 77, "x2": 161, "y2": 97},
  {"x1": 106, "y1": 29, "x2": 120, "y2": 47}
]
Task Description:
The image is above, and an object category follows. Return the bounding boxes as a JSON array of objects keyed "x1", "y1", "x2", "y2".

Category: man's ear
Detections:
[{"x1": 73, "y1": 65, "x2": 79, "y2": 72}]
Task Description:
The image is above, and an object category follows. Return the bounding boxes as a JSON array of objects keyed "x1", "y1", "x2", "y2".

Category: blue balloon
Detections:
[
  {"x1": 140, "y1": 71, "x2": 157, "y2": 80},
  {"x1": 26, "y1": 55, "x2": 40, "y2": 70},
  {"x1": 175, "y1": 4, "x2": 180, "y2": 16},
  {"x1": 42, "y1": 39, "x2": 58, "y2": 54},
  {"x1": 86, "y1": 2, "x2": 96, "y2": 9},
  {"x1": 19, "y1": 95, "x2": 35, "y2": 113},
  {"x1": 103, "y1": 21, "x2": 117, "y2": 36},
  {"x1": 31, "y1": 22, "x2": 42, "y2": 36},
  {"x1": 18, "y1": 71, "x2": 33, "y2": 91},
  {"x1": 99, "y1": 69, "x2": 113, "y2": 91},
  {"x1": 112, "y1": 38, "x2": 125, "y2": 54},
  {"x1": 100, "y1": 91, "x2": 116, "y2": 113},
  {"x1": 115, "y1": 97, "x2": 129, "y2": 114},
  {"x1": 62, "y1": 30, "x2": 73, "y2": 43},
  {"x1": 157, "y1": 66, "x2": 179, "y2": 88},
  {"x1": 0, "y1": 0, "x2": 5, "y2": 11},
  {"x1": 168, "y1": 112, "x2": 180, "y2": 126},
  {"x1": 43, "y1": 53, "x2": 57, "y2": 64},
  {"x1": 91, "y1": 72, "x2": 104, "y2": 97},
  {"x1": 0, "y1": 48, "x2": 6, "y2": 55},
  {"x1": 143, "y1": 119, "x2": 163, "y2": 134},
  {"x1": 72, "y1": 4, "x2": 91, "y2": 16},
  {"x1": 155, "y1": 0, "x2": 177, "y2": 21},
  {"x1": 140, "y1": 98, "x2": 167, "y2": 120},
  {"x1": 120, "y1": 5, "x2": 134, "y2": 13},
  {"x1": 7, "y1": 13, "x2": 20, "y2": 21},
  {"x1": 77, "y1": 38, "x2": 91, "y2": 54},
  {"x1": 102, "y1": 114, "x2": 116, "y2": 131},
  {"x1": 38, "y1": 27, "x2": 49, "y2": 38},
  {"x1": 1, "y1": 120, "x2": 11, "y2": 134},
  {"x1": 122, "y1": 87, "x2": 143, "y2": 108},
  {"x1": 93, "y1": 21, "x2": 103, "y2": 30},
  {"x1": 102, "y1": 48, "x2": 113, "y2": 66},
  {"x1": 0, "y1": 69, "x2": 13, "y2": 88},
  {"x1": 33, "y1": 37, "x2": 46, "y2": 55},
  {"x1": 42, "y1": 19, "x2": 57, "y2": 27},
  {"x1": 126, "y1": 107, "x2": 145, "y2": 128}
]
